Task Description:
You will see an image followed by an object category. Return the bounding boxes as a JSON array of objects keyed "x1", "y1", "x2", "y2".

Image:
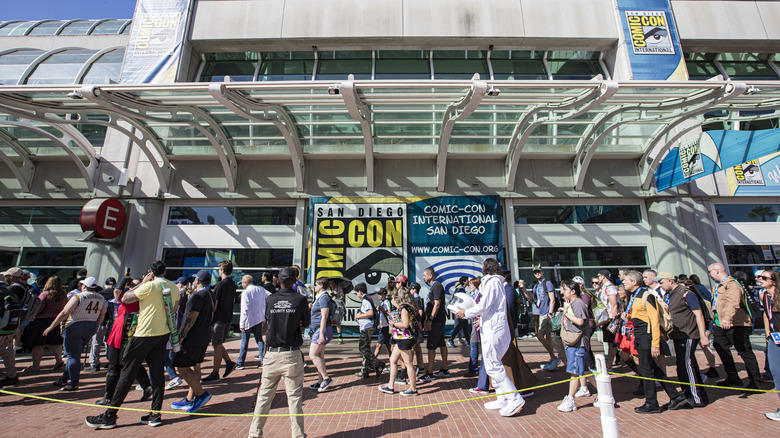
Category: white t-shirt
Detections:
[
  {"x1": 378, "y1": 298, "x2": 391, "y2": 328},
  {"x1": 359, "y1": 298, "x2": 374, "y2": 330}
]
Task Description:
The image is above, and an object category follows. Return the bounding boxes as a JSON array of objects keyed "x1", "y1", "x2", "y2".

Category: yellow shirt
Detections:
[{"x1": 134, "y1": 277, "x2": 180, "y2": 337}]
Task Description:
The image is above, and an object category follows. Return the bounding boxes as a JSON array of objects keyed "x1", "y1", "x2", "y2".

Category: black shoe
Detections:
[
  {"x1": 705, "y1": 368, "x2": 719, "y2": 378},
  {"x1": 634, "y1": 404, "x2": 662, "y2": 414},
  {"x1": 375, "y1": 363, "x2": 385, "y2": 377},
  {"x1": 743, "y1": 381, "x2": 760, "y2": 393},
  {"x1": 85, "y1": 413, "x2": 117, "y2": 429},
  {"x1": 140, "y1": 412, "x2": 162, "y2": 427},
  {"x1": 0, "y1": 375, "x2": 19, "y2": 386},
  {"x1": 432, "y1": 369, "x2": 450, "y2": 378},
  {"x1": 663, "y1": 397, "x2": 691, "y2": 411},
  {"x1": 223, "y1": 360, "x2": 236, "y2": 378},
  {"x1": 140, "y1": 386, "x2": 152, "y2": 402},
  {"x1": 201, "y1": 372, "x2": 220, "y2": 383},
  {"x1": 53, "y1": 379, "x2": 67, "y2": 387},
  {"x1": 717, "y1": 378, "x2": 743, "y2": 387},
  {"x1": 95, "y1": 397, "x2": 110, "y2": 406},
  {"x1": 355, "y1": 372, "x2": 370, "y2": 378}
]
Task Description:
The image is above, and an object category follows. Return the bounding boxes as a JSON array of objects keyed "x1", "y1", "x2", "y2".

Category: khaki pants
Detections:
[
  {"x1": 1, "y1": 334, "x2": 16, "y2": 378},
  {"x1": 249, "y1": 349, "x2": 305, "y2": 438}
]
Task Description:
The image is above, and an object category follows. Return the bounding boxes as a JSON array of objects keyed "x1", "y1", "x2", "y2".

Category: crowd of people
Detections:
[{"x1": 0, "y1": 258, "x2": 778, "y2": 437}]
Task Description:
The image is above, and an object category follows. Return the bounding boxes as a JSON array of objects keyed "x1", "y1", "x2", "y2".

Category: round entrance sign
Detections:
[{"x1": 80, "y1": 198, "x2": 126, "y2": 239}]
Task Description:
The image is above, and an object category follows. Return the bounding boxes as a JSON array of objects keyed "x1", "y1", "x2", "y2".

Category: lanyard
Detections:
[
  {"x1": 713, "y1": 276, "x2": 730, "y2": 309},
  {"x1": 767, "y1": 290, "x2": 775, "y2": 331},
  {"x1": 625, "y1": 287, "x2": 643, "y2": 315}
]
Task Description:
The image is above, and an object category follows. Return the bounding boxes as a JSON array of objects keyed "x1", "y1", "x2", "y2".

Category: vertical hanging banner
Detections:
[
  {"x1": 307, "y1": 196, "x2": 503, "y2": 327},
  {"x1": 616, "y1": 0, "x2": 687, "y2": 80},
  {"x1": 121, "y1": 0, "x2": 190, "y2": 84}
]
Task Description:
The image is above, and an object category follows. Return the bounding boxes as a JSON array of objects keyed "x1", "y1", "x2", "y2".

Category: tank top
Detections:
[{"x1": 64, "y1": 291, "x2": 105, "y2": 329}]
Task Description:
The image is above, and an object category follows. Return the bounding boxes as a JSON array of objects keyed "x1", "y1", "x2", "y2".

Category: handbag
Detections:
[
  {"x1": 606, "y1": 316, "x2": 623, "y2": 334},
  {"x1": 550, "y1": 311, "x2": 563, "y2": 332},
  {"x1": 560, "y1": 319, "x2": 583, "y2": 347},
  {"x1": 593, "y1": 306, "x2": 610, "y2": 326}
]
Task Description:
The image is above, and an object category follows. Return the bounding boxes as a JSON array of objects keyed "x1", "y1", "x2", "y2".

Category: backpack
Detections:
[
  {"x1": 363, "y1": 296, "x2": 380, "y2": 328},
  {"x1": 316, "y1": 293, "x2": 337, "y2": 325},
  {"x1": 20, "y1": 289, "x2": 43, "y2": 322},
  {"x1": 685, "y1": 286, "x2": 713, "y2": 329},
  {"x1": 0, "y1": 291, "x2": 22, "y2": 335},
  {"x1": 642, "y1": 289, "x2": 673, "y2": 336}
]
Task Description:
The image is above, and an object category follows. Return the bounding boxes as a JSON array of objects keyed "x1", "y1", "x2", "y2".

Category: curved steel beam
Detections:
[
  {"x1": 0, "y1": 129, "x2": 35, "y2": 192},
  {"x1": 639, "y1": 82, "x2": 747, "y2": 190},
  {"x1": 340, "y1": 81, "x2": 374, "y2": 192},
  {"x1": 506, "y1": 81, "x2": 618, "y2": 191},
  {"x1": 208, "y1": 83, "x2": 304, "y2": 192},
  {"x1": 437, "y1": 80, "x2": 488, "y2": 192}
]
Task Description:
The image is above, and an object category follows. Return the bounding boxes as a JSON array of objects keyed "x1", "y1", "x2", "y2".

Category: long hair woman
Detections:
[
  {"x1": 758, "y1": 270, "x2": 780, "y2": 422},
  {"x1": 25, "y1": 276, "x2": 66, "y2": 372},
  {"x1": 308, "y1": 277, "x2": 334, "y2": 392},
  {"x1": 378, "y1": 288, "x2": 419, "y2": 396}
]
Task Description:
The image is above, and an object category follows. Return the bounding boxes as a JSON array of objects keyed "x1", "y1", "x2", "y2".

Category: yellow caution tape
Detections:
[
  {"x1": 0, "y1": 373, "x2": 595, "y2": 417},
  {"x1": 608, "y1": 371, "x2": 780, "y2": 393}
]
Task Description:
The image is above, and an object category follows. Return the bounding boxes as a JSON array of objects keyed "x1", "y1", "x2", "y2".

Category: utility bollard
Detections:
[{"x1": 595, "y1": 354, "x2": 619, "y2": 438}]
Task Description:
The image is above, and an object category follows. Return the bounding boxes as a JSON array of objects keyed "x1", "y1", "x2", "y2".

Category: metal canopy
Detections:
[{"x1": 0, "y1": 79, "x2": 779, "y2": 193}]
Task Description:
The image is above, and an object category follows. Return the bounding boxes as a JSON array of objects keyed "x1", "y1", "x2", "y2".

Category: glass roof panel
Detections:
[
  {"x1": 59, "y1": 20, "x2": 96, "y2": 36},
  {"x1": 0, "y1": 50, "x2": 45, "y2": 85},
  {"x1": 0, "y1": 125, "x2": 67, "y2": 156},
  {"x1": 81, "y1": 48, "x2": 125, "y2": 84},
  {"x1": 89, "y1": 20, "x2": 126, "y2": 35},
  {"x1": 0, "y1": 22, "x2": 24, "y2": 36},
  {"x1": 7, "y1": 21, "x2": 36, "y2": 36},
  {"x1": 26, "y1": 49, "x2": 97, "y2": 85},
  {"x1": 28, "y1": 21, "x2": 67, "y2": 36}
]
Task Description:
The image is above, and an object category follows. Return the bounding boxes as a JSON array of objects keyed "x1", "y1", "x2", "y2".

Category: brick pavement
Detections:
[{"x1": 1, "y1": 336, "x2": 778, "y2": 437}]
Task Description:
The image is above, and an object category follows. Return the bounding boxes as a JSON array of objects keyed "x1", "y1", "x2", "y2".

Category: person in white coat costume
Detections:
[{"x1": 454, "y1": 258, "x2": 525, "y2": 417}]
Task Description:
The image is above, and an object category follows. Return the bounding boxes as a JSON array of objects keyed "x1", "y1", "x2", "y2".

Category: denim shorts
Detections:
[
  {"x1": 312, "y1": 325, "x2": 333, "y2": 345},
  {"x1": 565, "y1": 345, "x2": 587, "y2": 376}
]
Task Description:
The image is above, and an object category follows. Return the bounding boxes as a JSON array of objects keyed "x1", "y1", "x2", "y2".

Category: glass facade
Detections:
[
  {"x1": 199, "y1": 52, "x2": 257, "y2": 82},
  {"x1": 514, "y1": 205, "x2": 642, "y2": 224},
  {"x1": 167, "y1": 206, "x2": 296, "y2": 225},
  {"x1": 715, "y1": 204, "x2": 780, "y2": 223},
  {"x1": 19, "y1": 247, "x2": 87, "y2": 286},
  {"x1": 0, "y1": 206, "x2": 82, "y2": 224},
  {"x1": 161, "y1": 248, "x2": 293, "y2": 283},
  {"x1": 517, "y1": 246, "x2": 649, "y2": 285}
]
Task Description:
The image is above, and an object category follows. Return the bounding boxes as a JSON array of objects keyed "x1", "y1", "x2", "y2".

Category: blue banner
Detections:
[
  {"x1": 616, "y1": 0, "x2": 687, "y2": 80},
  {"x1": 121, "y1": 0, "x2": 190, "y2": 83},
  {"x1": 655, "y1": 128, "x2": 780, "y2": 191}
]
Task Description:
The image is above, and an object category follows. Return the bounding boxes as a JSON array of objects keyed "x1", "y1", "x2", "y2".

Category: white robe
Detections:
[{"x1": 464, "y1": 274, "x2": 522, "y2": 403}]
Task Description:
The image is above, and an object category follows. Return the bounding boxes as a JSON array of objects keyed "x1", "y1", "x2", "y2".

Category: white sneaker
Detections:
[
  {"x1": 557, "y1": 395, "x2": 577, "y2": 412},
  {"x1": 484, "y1": 399, "x2": 508, "y2": 410},
  {"x1": 574, "y1": 386, "x2": 591, "y2": 398},
  {"x1": 593, "y1": 396, "x2": 601, "y2": 408},
  {"x1": 165, "y1": 377, "x2": 183, "y2": 390},
  {"x1": 766, "y1": 408, "x2": 780, "y2": 422},
  {"x1": 499, "y1": 398, "x2": 525, "y2": 417}
]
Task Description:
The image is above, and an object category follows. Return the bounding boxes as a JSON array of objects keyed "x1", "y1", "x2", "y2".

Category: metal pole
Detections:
[{"x1": 595, "y1": 353, "x2": 620, "y2": 438}]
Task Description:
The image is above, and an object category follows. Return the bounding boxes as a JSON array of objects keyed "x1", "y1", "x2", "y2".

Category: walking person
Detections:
[
  {"x1": 379, "y1": 288, "x2": 419, "y2": 396},
  {"x1": 420, "y1": 267, "x2": 449, "y2": 382},
  {"x1": 533, "y1": 267, "x2": 566, "y2": 371},
  {"x1": 247, "y1": 267, "x2": 310, "y2": 438},
  {"x1": 759, "y1": 270, "x2": 780, "y2": 421},
  {"x1": 328, "y1": 278, "x2": 346, "y2": 344},
  {"x1": 373, "y1": 288, "x2": 393, "y2": 362},
  {"x1": 308, "y1": 278, "x2": 334, "y2": 392},
  {"x1": 558, "y1": 280, "x2": 591, "y2": 412},
  {"x1": 203, "y1": 260, "x2": 237, "y2": 383},
  {"x1": 355, "y1": 283, "x2": 385, "y2": 377},
  {"x1": 46, "y1": 277, "x2": 106, "y2": 391},
  {"x1": 24, "y1": 276, "x2": 65, "y2": 373},
  {"x1": 236, "y1": 274, "x2": 268, "y2": 369},
  {"x1": 409, "y1": 282, "x2": 426, "y2": 374},
  {"x1": 448, "y1": 276, "x2": 471, "y2": 347},
  {"x1": 454, "y1": 258, "x2": 525, "y2": 417}
]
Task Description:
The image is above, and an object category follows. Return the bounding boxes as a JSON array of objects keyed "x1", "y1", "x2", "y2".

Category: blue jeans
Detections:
[
  {"x1": 237, "y1": 323, "x2": 264, "y2": 366},
  {"x1": 468, "y1": 341, "x2": 480, "y2": 374},
  {"x1": 61, "y1": 321, "x2": 98, "y2": 386},
  {"x1": 477, "y1": 359, "x2": 489, "y2": 390},
  {"x1": 767, "y1": 338, "x2": 780, "y2": 402},
  {"x1": 165, "y1": 349, "x2": 177, "y2": 380}
]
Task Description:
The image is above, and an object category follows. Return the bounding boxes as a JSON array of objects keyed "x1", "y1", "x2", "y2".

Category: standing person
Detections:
[
  {"x1": 623, "y1": 270, "x2": 688, "y2": 414},
  {"x1": 45, "y1": 277, "x2": 106, "y2": 391},
  {"x1": 203, "y1": 260, "x2": 237, "y2": 383},
  {"x1": 708, "y1": 262, "x2": 761, "y2": 389},
  {"x1": 643, "y1": 269, "x2": 669, "y2": 375},
  {"x1": 85, "y1": 261, "x2": 179, "y2": 429},
  {"x1": 328, "y1": 279, "x2": 346, "y2": 345},
  {"x1": 533, "y1": 267, "x2": 566, "y2": 371},
  {"x1": 373, "y1": 288, "x2": 392, "y2": 362},
  {"x1": 261, "y1": 272, "x2": 275, "y2": 294},
  {"x1": 67, "y1": 268, "x2": 88, "y2": 295},
  {"x1": 170, "y1": 270, "x2": 214, "y2": 413},
  {"x1": 448, "y1": 276, "x2": 471, "y2": 347},
  {"x1": 454, "y1": 258, "x2": 525, "y2": 417},
  {"x1": 420, "y1": 267, "x2": 448, "y2": 382},
  {"x1": 24, "y1": 276, "x2": 66, "y2": 372},
  {"x1": 236, "y1": 275, "x2": 268, "y2": 370},
  {"x1": 308, "y1": 278, "x2": 334, "y2": 392},
  {"x1": 355, "y1": 283, "x2": 385, "y2": 378},
  {"x1": 248, "y1": 267, "x2": 310, "y2": 438},
  {"x1": 596, "y1": 270, "x2": 620, "y2": 369},
  {"x1": 658, "y1": 272, "x2": 709, "y2": 407},
  {"x1": 759, "y1": 270, "x2": 780, "y2": 421},
  {"x1": 379, "y1": 289, "x2": 419, "y2": 396},
  {"x1": 558, "y1": 280, "x2": 590, "y2": 412},
  {"x1": 466, "y1": 278, "x2": 481, "y2": 379},
  {"x1": 0, "y1": 272, "x2": 21, "y2": 387},
  {"x1": 409, "y1": 282, "x2": 426, "y2": 374},
  {"x1": 86, "y1": 279, "x2": 116, "y2": 372}
]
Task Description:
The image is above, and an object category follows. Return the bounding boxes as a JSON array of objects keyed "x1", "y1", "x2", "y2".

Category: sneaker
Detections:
[
  {"x1": 717, "y1": 377, "x2": 743, "y2": 387},
  {"x1": 22, "y1": 365, "x2": 40, "y2": 373},
  {"x1": 416, "y1": 367, "x2": 426, "y2": 376},
  {"x1": 458, "y1": 339, "x2": 469, "y2": 345},
  {"x1": 53, "y1": 379, "x2": 67, "y2": 387},
  {"x1": 705, "y1": 367, "x2": 719, "y2": 378},
  {"x1": 520, "y1": 390, "x2": 535, "y2": 397},
  {"x1": 760, "y1": 372, "x2": 774, "y2": 383},
  {"x1": 85, "y1": 413, "x2": 117, "y2": 429},
  {"x1": 337, "y1": 339, "x2": 344, "y2": 345},
  {"x1": 378, "y1": 385, "x2": 395, "y2": 394},
  {"x1": 447, "y1": 341, "x2": 456, "y2": 348},
  {"x1": 382, "y1": 366, "x2": 391, "y2": 373},
  {"x1": 432, "y1": 369, "x2": 450, "y2": 378},
  {"x1": 469, "y1": 387, "x2": 489, "y2": 394},
  {"x1": 135, "y1": 384, "x2": 144, "y2": 390},
  {"x1": 95, "y1": 397, "x2": 110, "y2": 406},
  {"x1": 187, "y1": 391, "x2": 212, "y2": 413},
  {"x1": 543, "y1": 358, "x2": 561, "y2": 371},
  {"x1": 253, "y1": 355, "x2": 262, "y2": 360},
  {"x1": 416, "y1": 374, "x2": 432, "y2": 384},
  {"x1": 165, "y1": 376, "x2": 183, "y2": 390},
  {"x1": 171, "y1": 396, "x2": 194, "y2": 410},
  {"x1": 140, "y1": 386, "x2": 153, "y2": 402},
  {"x1": 593, "y1": 396, "x2": 601, "y2": 408},
  {"x1": 500, "y1": 398, "x2": 525, "y2": 417},
  {"x1": 484, "y1": 399, "x2": 508, "y2": 410},
  {"x1": 140, "y1": 412, "x2": 162, "y2": 427},
  {"x1": 308, "y1": 382, "x2": 321, "y2": 390},
  {"x1": 395, "y1": 377, "x2": 407, "y2": 385},
  {"x1": 400, "y1": 388, "x2": 419, "y2": 396},
  {"x1": 766, "y1": 408, "x2": 780, "y2": 422},
  {"x1": 375, "y1": 362, "x2": 386, "y2": 377},
  {"x1": 0, "y1": 375, "x2": 19, "y2": 386},
  {"x1": 223, "y1": 360, "x2": 236, "y2": 378},
  {"x1": 557, "y1": 395, "x2": 577, "y2": 412},
  {"x1": 234, "y1": 363, "x2": 245, "y2": 370},
  {"x1": 355, "y1": 372, "x2": 370, "y2": 378},
  {"x1": 201, "y1": 372, "x2": 220, "y2": 383},
  {"x1": 318, "y1": 378, "x2": 333, "y2": 392},
  {"x1": 574, "y1": 386, "x2": 591, "y2": 398},
  {"x1": 60, "y1": 384, "x2": 79, "y2": 391}
]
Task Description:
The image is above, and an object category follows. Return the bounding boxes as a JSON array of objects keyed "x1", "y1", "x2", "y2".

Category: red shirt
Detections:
[{"x1": 106, "y1": 290, "x2": 140, "y2": 349}]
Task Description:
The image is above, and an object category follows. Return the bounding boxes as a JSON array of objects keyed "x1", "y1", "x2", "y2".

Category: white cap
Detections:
[{"x1": 79, "y1": 276, "x2": 98, "y2": 289}]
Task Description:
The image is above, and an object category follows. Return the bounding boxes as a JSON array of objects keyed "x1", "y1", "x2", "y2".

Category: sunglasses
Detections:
[
  {"x1": 761, "y1": 275, "x2": 773, "y2": 281},
  {"x1": 592, "y1": 281, "x2": 600, "y2": 284}
]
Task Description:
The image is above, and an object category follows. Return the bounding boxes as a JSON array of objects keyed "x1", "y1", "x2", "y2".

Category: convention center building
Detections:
[{"x1": 2, "y1": 0, "x2": 780, "y2": 305}]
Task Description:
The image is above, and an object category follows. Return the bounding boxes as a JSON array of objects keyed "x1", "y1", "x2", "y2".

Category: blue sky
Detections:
[{"x1": 4, "y1": 0, "x2": 137, "y2": 21}]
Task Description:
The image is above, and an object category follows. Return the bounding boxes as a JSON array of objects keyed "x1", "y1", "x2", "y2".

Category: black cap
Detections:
[
  {"x1": 279, "y1": 267, "x2": 297, "y2": 284},
  {"x1": 193, "y1": 270, "x2": 211, "y2": 283},
  {"x1": 598, "y1": 269, "x2": 612, "y2": 278},
  {"x1": 410, "y1": 282, "x2": 421, "y2": 291}
]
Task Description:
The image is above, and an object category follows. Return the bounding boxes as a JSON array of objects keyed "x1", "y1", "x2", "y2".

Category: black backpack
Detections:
[
  {"x1": 0, "y1": 289, "x2": 22, "y2": 335},
  {"x1": 20, "y1": 288, "x2": 43, "y2": 322}
]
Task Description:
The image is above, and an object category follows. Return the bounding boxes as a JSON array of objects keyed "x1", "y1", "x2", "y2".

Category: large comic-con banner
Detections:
[{"x1": 308, "y1": 196, "x2": 502, "y2": 327}]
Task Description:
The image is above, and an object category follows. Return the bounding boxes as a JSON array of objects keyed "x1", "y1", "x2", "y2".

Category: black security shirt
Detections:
[
  {"x1": 427, "y1": 281, "x2": 446, "y2": 324},
  {"x1": 182, "y1": 287, "x2": 213, "y2": 347},
  {"x1": 265, "y1": 287, "x2": 310, "y2": 348},
  {"x1": 212, "y1": 276, "x2": 236, "y2": 324}
]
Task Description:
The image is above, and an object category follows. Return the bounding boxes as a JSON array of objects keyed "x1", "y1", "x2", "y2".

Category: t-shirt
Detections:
[
  {"x1": 534, "y1": 279, "x2": 554, "y2": 315},
  {"x1": 310, "y1": 292, "x2": 333, "y2": 329},
  {"x1": 35, "y1": 291, "x2": 66, "y2": 320},
  {"x1": 265, "y1": 287, "x2": 310, "y2": 348},
  {"x1": 696, "y1": 284, "x2": 712, "y2": 301},
  {"x1": 64, "y1": 291, "x2": 105, "y2": 329},
  {"x1": 598, "y1": 282, "x2": 619, "y2": 318},
  {"x1": 359, "y1": 298, "x2": 374, "y2": 330},
  {"x1": 427, "y1": 281, "x2": 446, "y2": 324},
  {"x1": 564, "y1": 298, "x2": 590, "y2": 349},
  {"x1": 212, "y1": 276, "x2": 237, "y2": 324},
  {"x1": 134, "y1": 277, "x2": 180, "y2": 337},
  {"x1": 182, "y1": 287, "x2": 214, "y2": 347},
  {"x1": 378, "y1": 298, "x2": 391, "y2": 328}
]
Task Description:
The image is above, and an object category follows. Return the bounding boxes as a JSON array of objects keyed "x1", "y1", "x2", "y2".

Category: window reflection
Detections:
[
  {"x1": 167, "y1": 206, "x2": 296, "y2": 225},
  {"x1": 715, "y1": 204, "x2": 780, "y2": 222}
]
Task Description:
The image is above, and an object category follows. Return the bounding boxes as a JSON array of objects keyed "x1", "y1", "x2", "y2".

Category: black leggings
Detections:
[{"x1": 103, "y1": 344, "x2": 151, "y2": 400}]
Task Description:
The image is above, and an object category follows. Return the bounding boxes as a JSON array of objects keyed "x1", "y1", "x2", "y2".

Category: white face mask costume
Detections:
[{"x1": 462, "y1": 274, "x2": 525, "y2": 416}]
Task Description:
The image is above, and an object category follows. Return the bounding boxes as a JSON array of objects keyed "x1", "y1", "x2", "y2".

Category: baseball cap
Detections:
[
  {"x1": 1, "y1": 267, "x2": 22, "y2": 277},
  {"x1": 598, "y1": 269, "x2": 612, "y2": 278},
  {"x1": 396, "y1": 274, "x2": 408, "y2": 284},
  {"x1": 387, "y1": 276, "x2": 396, "y2": 282},
  {"x1": 532, "y1": 267, "x2": 543, "y2": 273},
  {"x1": 279, "y1": 267, "x2": 297, "y2": 284},
  {"x1": 409, "y1": 282, "x2": 421, "y2": 291},
  {"x1": 174, "y1": 276, "x2": 191, "y2": 285},
  {"x1": 79, "y1": 276, "x2": 99, "y2": 289},
  {"x1": 572, "y1": 276, "x2": 585, "y2": 286},
  {"x1": 377, "y1": 288, "x2": 387, "y2": 295},
  {"x1": 193, "y1": 270, "x2": 211, "y2": 283},
  {"x1": 653, "y1": 272, "x2": 675, "y2": 282},
  {"x1": 104, "y1": 277, "x2": 117, "y2": 286}
]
